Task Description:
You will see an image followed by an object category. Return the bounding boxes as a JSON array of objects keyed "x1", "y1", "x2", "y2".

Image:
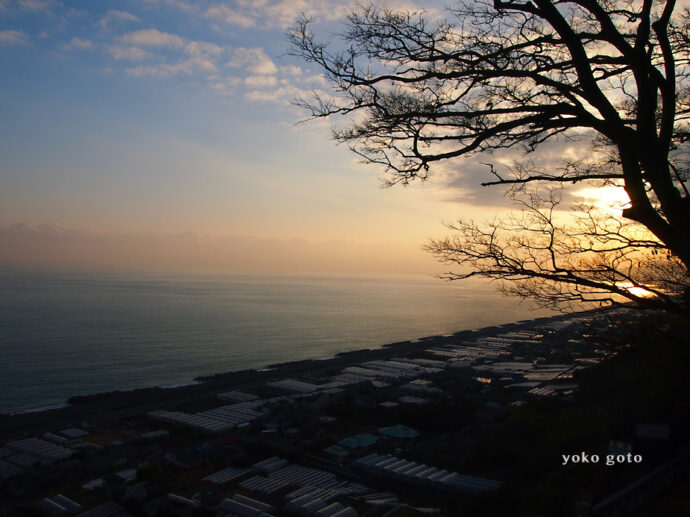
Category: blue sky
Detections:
[{"x1": 0, "y1": 0, "x2": 562, "y2": 275}]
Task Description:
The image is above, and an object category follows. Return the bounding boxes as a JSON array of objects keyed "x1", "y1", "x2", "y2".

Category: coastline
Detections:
[
  {"x1": 1, "y1": 269, "x2": 562, "y2": 414},
  {"x1": 5, "y1": 302, "x2": 678, "y2": 517},
  {"x1": 0, "y1": 308, "x2": 588, "y2": 440}
]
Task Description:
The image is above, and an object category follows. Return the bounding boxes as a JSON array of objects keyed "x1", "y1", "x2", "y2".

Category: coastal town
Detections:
[{"x1": 2, "y1": 308, "x2": 662, "y2": 517}]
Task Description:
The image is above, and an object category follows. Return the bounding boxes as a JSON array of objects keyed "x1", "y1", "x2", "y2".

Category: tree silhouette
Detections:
[{"x1": 289, "y1": 0, "x2": 690, "y2": 312}]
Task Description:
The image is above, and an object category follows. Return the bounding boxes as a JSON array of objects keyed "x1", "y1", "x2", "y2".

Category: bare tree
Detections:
[{"x1": 288, "y1": 0, "x2": 690, "y2": 312}]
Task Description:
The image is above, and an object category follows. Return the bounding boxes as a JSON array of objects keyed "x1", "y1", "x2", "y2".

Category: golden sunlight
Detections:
[
  {"x1": 618, "y1": 282, "x2": 655, "y2": 298},
  {"x1": 573, "y1": 185, "x2": 631, "y2": 211}
]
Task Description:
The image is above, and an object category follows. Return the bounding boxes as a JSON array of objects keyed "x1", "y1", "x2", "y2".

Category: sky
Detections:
[{"x1": 0, "y1": 0, "x2": 611, "y2": 276}]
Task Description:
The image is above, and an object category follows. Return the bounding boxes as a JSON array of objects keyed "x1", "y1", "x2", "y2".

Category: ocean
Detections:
[{"x1": 0, "y1": 268, "x2": 555, "y2": 413}]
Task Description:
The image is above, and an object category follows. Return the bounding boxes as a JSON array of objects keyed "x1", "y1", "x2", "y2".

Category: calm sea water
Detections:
[{"x1": 0, "y1": 268, "x2": 555, "y2": 413}]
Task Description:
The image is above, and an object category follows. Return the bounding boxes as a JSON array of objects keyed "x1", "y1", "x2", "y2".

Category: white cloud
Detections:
[
  {"x1": 228, "y1": 47, "x2": 277, "y2": 75},
  {"x1": 122, "y1": 29, "x2": 185, "y2": 49},
  {"x1": 245, "y1": 84, "x2": 304, "y2": 103},
  {"x1": 99, "y1": 10, "x2": 140, "y2": 30},
  {"x1": 114, "y1": 29, "x2": 232, "y2": 80},
  {"x1": 92, "y1": 9, "x2": 334, "y2": 106},
  {"x1": 235, "y1": 0, "x2": 359, "y2": 29},
  {"x1": 304, "y1": 74, "x2": 327, "y2": 86},
  {"x1": 189, "y1": 56, "x2": 218, "y2": 73},
  {"x1": 142, "y1": 0, "x2": 195, "y2": 11},
  {"x1": 124, "y1": 51, "x2": 224, "y2": 78},
  {"x1": 143, "y1": 0, "x2": 364, "y2": 29},
  {"x1": 252, "y1": 58, "x2": 277, "y2": 75},
  {"x1": 126, "y1": 62, "x2": 192, "y2": 78},
  {"x1": 108, "y1": 45, "x2": 151, "y2": 61},
  {"x1": 205, "y1": 5, "x2": 255, "y2": 28},
  {"x1": 0, "y1": 30, "x2": 29, "y2": 46},
  {"x1": 115, "y1": 36, "x2": 305, "y2": 103},
  {"x1": 209, "y1": 76, "x2": 242, "y2": 95},
  {"x1": 64, "y1": 37, "x2": 92, "y2": 50},
  {"x1": 245, "y1": 74, "x2": 278, "y2": 87},
  {"x1": 182, "y1": 41, "x2": 227, "y2": 73},
  {"x1": 183, "y1": 40, "x2": 224, "y2": 59},
  {"x1": 135, "y1": 0, "x2": 444, "y2": 32},
  {"x1": 16, "y1": 0, "x2": 55, "y2": 13},
  {"x1": 280, "y1": 65, "x2": 303, "y2": 76}
]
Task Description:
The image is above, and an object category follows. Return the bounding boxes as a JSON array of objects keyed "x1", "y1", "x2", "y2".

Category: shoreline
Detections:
[
  {"x1": 3, "y1": 303, "x2": 659, "y2": 517},
  {"x1": 0, "y1": 308, "x2": 591, "y2": 440},
  {"x1": 1, "y1": 269, "x2": 560, "y2": 415}
]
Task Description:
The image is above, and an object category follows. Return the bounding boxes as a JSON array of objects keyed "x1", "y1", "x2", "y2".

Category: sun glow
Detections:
[
  {"x1": 618, "y1": 282, "x2": 655, "y2": 298},
  {"x1": 574, "y1": 186, "x2": 631, "y2": 210}
]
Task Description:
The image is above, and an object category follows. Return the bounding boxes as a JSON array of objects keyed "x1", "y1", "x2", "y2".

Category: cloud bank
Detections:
[{"x1": 0, "y1": 223, "x2": 440, "y2": 277}]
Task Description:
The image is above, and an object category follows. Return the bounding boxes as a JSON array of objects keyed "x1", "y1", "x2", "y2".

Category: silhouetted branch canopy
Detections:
[{"x1": 289, "y1": 0, "x2": 690, "y2": 313}]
